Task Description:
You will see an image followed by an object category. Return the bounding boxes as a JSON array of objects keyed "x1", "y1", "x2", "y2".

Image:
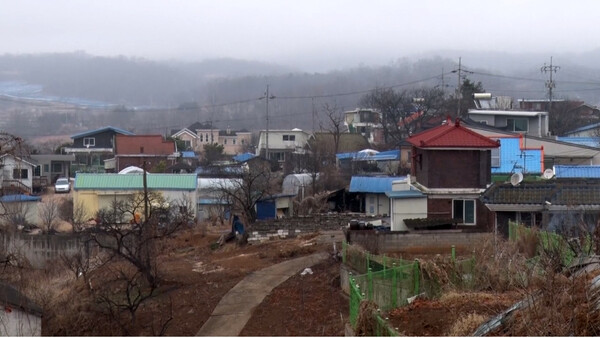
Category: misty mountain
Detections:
[{"x1": 1, "y1": 51, "x2": 600, "y2": 138}]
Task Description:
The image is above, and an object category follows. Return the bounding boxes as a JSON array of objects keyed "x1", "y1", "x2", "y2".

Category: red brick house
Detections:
[
  {"x1": 105, "y1": 135, "x2": 178, "y2": 172},
  {"x1": 406, "y1": 117, "x2": 500, "y2": 231}
]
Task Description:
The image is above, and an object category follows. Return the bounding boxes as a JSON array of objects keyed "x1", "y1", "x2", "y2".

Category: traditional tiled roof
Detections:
[
  {"x1": 407, "y1": 117, "x2": 500, "y2": 149},
  {"x1": 482, "y1": 179, "x2": 600, "y2": 205}
]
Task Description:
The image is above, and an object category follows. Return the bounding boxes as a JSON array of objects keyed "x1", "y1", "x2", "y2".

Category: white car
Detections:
[{"x1": 54, "y1": 178, "x2": 70, "y2": 193}]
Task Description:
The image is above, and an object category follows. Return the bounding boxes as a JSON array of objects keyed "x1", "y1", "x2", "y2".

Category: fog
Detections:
[{"x1": 3, "y1": 0, "x2": 600, "y2": 71}]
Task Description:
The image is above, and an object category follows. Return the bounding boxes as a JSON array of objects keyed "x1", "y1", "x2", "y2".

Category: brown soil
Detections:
[
  {"x1": 240, "y1": 259, "x2": 348, "y2": 336},
  {"x1": 37, "y1": 225, "x2": 333, "y2": 336},
  {"x1": 386, "y1": 291, "x2": 522, "y2": 336}
]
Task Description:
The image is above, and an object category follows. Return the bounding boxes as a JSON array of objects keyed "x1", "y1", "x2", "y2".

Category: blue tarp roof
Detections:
[
  {"x1": 0, "y1": 195, "x2": 41, "y2": 203},
  {"x1": 556, "y1": 137, "x2": 600, "y2": 148},
  {"x1": 233, "y1": 153, "x2": 257, "y2": 162},
  {"x1": 554, "y1": 165, "x2": 600, "y2": 178},
  {"x1": 71, "y1": 126, "x2": 134, "y2": 139},
  {"x1": 491, "y1": 138, "x2": 543, "y2": 174},
  {"x1": 349, "y1": 176, "x2": 405, "y2": 193},
  {"x1": 337, "y1": 150, "x2": 400, "y2": 161}
]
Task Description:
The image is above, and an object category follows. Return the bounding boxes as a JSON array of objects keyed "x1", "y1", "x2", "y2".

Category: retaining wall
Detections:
[
  {"x1": 1, "y1": 232, "x2": 89, "y2": 268},
  {"x1": 349, "y1": 230, "x2": 493, "y2": 254}
]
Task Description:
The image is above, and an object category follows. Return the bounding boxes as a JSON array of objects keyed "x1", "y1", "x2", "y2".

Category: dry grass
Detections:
[{"x1": 448, "y1": 312, "x2": 487, "y2": 336}]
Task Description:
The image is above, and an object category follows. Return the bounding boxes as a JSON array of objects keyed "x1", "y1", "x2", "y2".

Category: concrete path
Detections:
[{"x1": 196, "y1": 251, "x2": 329, "y2": 336}]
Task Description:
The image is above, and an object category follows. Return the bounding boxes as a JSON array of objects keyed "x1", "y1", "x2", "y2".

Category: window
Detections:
[
  {"x1": 183, "y1": 140, "x2": 191, "y2": 149},
  {"x1": 34, "y1": 166, "x2": 41, "y2": 176},
  {"x1": 507, "y1": 118, "x2": 528, "y2": 132},
  {"x1": 453, "y1": 199, "x2": 476, "y2": 225},
  {"x1": 269, "y1": 152, "x2": 285, "y2": 162},
  {"x1": 282, "y1": 135, "x2": 295, "y2": 141},
  {"x1": 83, "y1": 137, "x2": 95, "y2": 147},
  {"x1": 52, "y1": 162, "x2": 63, "y2": 173},
  {"x1": 13, "y1": 169, "x2": 28, "y2": 179},
  {"x1": 43, "y1": 164, "x2": 49, "y2": 174},
  {"x1": 233, "y1": 139, "x2": 236, "y2": 145},
  {"x1": 200, "y1": 134, "x2": 203, "y2": 142},
  {"x1": 491, "y1": 139, "x2": 500, "y2": 167},
  {"x1": 224, "y1": 139, "x2": 228, "y2": 145},
  {"x1": 241, "y1": 139, "x2": 245, "y2": 145}
]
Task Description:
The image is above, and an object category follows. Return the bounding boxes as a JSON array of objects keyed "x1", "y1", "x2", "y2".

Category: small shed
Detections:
[
  {"x1": 282, "y1": 173, "x2": 317, "y2": 198},
  {"x1": 349, "y1": 176, "x2": 405, "y2": 216},
  {"x1": 256, "y1": 193, "x2": 296, "y2": 220}
]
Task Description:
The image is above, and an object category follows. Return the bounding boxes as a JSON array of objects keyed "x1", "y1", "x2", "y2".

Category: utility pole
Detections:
[
  {"x1": 541, "y1": 57, "x2": 560, "y2": 115},
  {"x1": 260, "y1": 85, "x2": 275, "y2": 160},
  {"x1": 456, "y1": 57, "x2": 462, "y2": 118},
  {"x1": 311, "y1": 97, "x2": 316, "y2": 132}
]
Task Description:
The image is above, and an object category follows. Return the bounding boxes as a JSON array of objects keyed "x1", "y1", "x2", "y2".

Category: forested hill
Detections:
[{"x1": 1, "y1": 51, "x2": 600, "y2": 133}]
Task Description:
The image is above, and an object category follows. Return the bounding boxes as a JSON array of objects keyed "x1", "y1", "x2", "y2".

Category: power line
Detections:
[{"x1": 541, "y1": 57, "x2": 560, "y2": 114}]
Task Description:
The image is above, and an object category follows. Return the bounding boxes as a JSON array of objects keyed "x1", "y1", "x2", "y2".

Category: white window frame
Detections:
[
  {"x1": 452, "y1": 199, "x2": 476, "y2": 225},
  {"x1": 83, "y1": 137, "x2": 95, "y2": 147}
]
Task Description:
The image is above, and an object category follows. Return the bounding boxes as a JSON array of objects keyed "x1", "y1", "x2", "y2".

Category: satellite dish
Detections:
[
  {"x1": 510, "y1": 172, "x2": 524, "y2": 186},
  {"x1": 542, "y1": 168, "x2": 554, "y2": 179}
]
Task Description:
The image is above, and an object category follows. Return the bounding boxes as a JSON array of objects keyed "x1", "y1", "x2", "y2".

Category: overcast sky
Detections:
[{"x1": 2, "y1": 0, "x2": 599, "y2": 71}]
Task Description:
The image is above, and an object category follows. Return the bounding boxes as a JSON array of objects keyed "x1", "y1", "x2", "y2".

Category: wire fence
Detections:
[{"x1": 344, "y1": 241, "x2": 475, "y2": 336}]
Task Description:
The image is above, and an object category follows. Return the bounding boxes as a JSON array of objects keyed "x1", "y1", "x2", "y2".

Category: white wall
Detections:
[
  {"x1": 0, "y1": 308, "x2": 42, "y2": 336},
  {"x1": 365, "y1": 193, "x2": 390, "y2": 216},
  {"x1": 391, "y1": 198, "x2": 427, "y2": 231}
]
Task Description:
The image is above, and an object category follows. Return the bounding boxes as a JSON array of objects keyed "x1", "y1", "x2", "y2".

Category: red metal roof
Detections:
[
  {"x1": 407, "y1": 117, "x2": 500, "y2": 148},
  {"x1": 115, "y1": 135, "x2": 175, "y2": 155}
]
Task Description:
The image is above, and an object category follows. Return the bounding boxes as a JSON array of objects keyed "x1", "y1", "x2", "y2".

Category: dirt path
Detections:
[{"x1": 196, "y1": 251, "x2": 329, "y2": 336}]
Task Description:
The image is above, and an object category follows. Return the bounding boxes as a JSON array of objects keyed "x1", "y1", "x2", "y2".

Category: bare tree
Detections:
[
  {"x1": 320, "y1": 103, "x2": 346, "y2": 155},
  {"x1": 38, "y1": 198, "x2": 59, "y2": 233},
  {"x1": 214, "y1": 161, "x2": 279, "y2": 223},
  {"x1": 59, "y1": 197, "x2": 89, "y2": 232},
  {"x1": 0, "y1": 200, "x2": 32, "y2": 231},
  {"x1": 91, "y1": 191, "x2": 194, "y2": 287},
  {"x1": 360, "y1": 87, "x2": 445, "y2": 146}
]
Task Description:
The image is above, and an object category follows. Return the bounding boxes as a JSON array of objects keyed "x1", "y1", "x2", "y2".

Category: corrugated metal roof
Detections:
[
  {"x1": 349, "y1": 176, "x2": 405, "y2": 193},
  {"x1": 556, "y1": 137, "x2": 600, "y2": 148},
  {"x1": 565, "y1": 122, "x2": 600, "y2": 135},
  {"x1": 181, "y1": 151, "x2": 197, "y2": 158},
  {"x1": 75, "y1": 173, "x2": 197, "y2": 190},
  {"x1": 385, "y1": 190, "x2": 426, "y2": 199},
  {"x1": 336, "y1": 149, "x2": 400, "y2": 161},
  {"x1": 0, "y1": 194, "x2": 41, "y2": 203},
  {"x1": 554, "y1": 165, "x2": 600, "y2": 178},
  {"x1": 491, "y1": 138, "x2": 543, "y2": 174}
]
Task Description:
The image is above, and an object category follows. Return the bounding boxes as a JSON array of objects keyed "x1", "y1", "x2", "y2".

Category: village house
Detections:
[
  {"x1": 255, "y1": 128, "x2": 311, "y2": 166},
  {"x1": 398, "y1": 117, "x2": 500, "y2": 231},
  {"x1": 73, "y1": 173, "x2": 198, "y2": 220},
  {"x1": 63, "y1": 126, "x2": 134, "y2": 169},
  {"x1": 0, "y1": 154, "x2": 36, "y2": 195},
  {"x1": 30, "y1": 154, "x2": 75, "y2": 189},
  {"x1": 104, "y1": 134, "x2": 178, "y2": 173},
  {"x1": 344, "y1": 108, "x2": 384, "y2": 144},
  {"x1": 348, "y1": 176, "x2": 404, "y2": 216},
  {"x1": 172, "y1": 122, "x2": 252, "y2": 155}
]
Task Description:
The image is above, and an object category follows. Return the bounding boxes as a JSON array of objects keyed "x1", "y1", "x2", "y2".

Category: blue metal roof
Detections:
[
  {"x1": 0, "y1": 194, "x2": 41, "y2": 203},
  {"x1": 233, "y1": 152, "x2": 257, "y2": 162},
  {"x1": 554, "y1": 165, "x2": 600, "y2": 178},
  {"x1": 349, "y1": 176, "x2": 405, "y2": 193},
  {"x1": 385, "y1": 190, "x2": 426, "y2": 199},
  {"x1": 70, "y1": 126, "x2": 135, "y2": 139},
  {"x1": 556, "y1": 137, "x2": 600, "y2": 148},
  {"x1": 565, "y1": 122, "x2": 600, "y2": 135},
  {"x1": 198, "y1": 198, "x2": 230, "y2": 205},
  {"x1": 181, "y1": 151, "x2": 196, "y2": 158},
  {"x1": 491, "y1": 138, "x2": 543, "y2": 174}
]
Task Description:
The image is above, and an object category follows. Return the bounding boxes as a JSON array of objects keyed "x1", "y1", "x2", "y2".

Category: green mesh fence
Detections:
[{"x1": 344, "y1": 241, "x2": 478, "y2": 336}]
